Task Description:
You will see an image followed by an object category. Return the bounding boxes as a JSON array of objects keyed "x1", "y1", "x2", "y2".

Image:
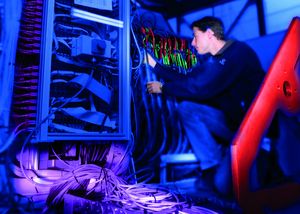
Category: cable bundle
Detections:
[
  {"x1": 13, "y1": 133, "x2": 216, "y2": 213},
  {"x1": 45, "y1": 164, "x2": 217, "y2": 213},
  {"x1": 130, "y1": 11, "x2": 192, "y2": 183},
  {"x1": 141, "y1": 27, "x2": 197, "y2": 70}
]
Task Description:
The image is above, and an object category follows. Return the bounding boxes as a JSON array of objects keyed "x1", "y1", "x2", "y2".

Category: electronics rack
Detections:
[{"x1": 34, "y1": 0, "x2": 130, "y2": 142}]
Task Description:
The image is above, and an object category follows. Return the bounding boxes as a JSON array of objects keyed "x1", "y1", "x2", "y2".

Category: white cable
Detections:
[
  {"x1": 19, "y1": 69, "x2": 95, "y2": 186},
  {"x1": 130, "y1": 12, "x2": 143, "y2": 70}
]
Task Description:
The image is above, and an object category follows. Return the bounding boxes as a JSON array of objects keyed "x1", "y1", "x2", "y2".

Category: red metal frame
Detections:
[{"x1": 231, "y1": 17, "x2": 300, "y2": 213}]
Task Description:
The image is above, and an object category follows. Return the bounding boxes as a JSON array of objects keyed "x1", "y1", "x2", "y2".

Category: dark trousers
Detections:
[{"x1": 177, "y1": 101, "x2": 233, "y2": 170}]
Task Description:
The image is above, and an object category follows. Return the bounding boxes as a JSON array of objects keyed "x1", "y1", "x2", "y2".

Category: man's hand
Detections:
[
  {"x1": 147, "y1": 81, "x2": 163, "y2": 94},
  {"x1": 144, "y1": 53, "x2": 157, "y2": 68}
]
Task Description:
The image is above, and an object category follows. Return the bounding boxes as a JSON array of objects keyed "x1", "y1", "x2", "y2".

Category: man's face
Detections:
[{"x1": 191, "y1": 27, "x2": 210, "y2": 55}]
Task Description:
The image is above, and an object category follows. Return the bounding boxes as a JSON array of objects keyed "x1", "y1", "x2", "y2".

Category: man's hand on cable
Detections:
[
  {"x1": 144, "y1": 52, "x2": 157, "y2": 68},
  {"x1": 147, "y1": 81, "x2": 163, "y2": 94},
  {"x1": 144, "y1": 52, "x2": 161, "y2": 93}
]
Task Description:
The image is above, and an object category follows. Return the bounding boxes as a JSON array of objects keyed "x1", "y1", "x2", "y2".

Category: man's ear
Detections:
[{"x1": 206, "y1": 28, "x2": 215, "y2": 39}]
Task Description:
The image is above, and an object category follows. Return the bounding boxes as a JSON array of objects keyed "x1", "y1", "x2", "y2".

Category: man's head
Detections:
[{"x1": 191, "y1": 16, "x2": 225, "y2": 55}]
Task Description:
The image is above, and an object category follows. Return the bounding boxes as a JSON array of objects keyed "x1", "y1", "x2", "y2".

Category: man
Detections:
[{"x1": 145, "y1": 16, "x2": 265, "y2": 193}]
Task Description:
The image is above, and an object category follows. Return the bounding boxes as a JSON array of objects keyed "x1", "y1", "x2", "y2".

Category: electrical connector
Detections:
[{"x1": 71, "y1": 35, "x2": 111, "y2": 58}]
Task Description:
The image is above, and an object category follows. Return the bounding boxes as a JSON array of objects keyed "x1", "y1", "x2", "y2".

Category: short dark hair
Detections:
[{"x1": 192, "y1": 16, "x2": 225, "y2": 40}]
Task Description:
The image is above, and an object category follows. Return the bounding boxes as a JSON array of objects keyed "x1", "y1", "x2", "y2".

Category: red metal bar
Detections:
[{"x1": 231, "y1": 17, "x2": 300, "y2": 213}]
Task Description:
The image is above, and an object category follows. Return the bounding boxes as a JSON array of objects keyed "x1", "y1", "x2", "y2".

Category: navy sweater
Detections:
[{"x1": 153, "y1": 40, "x2": 265, "y2": 131}]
